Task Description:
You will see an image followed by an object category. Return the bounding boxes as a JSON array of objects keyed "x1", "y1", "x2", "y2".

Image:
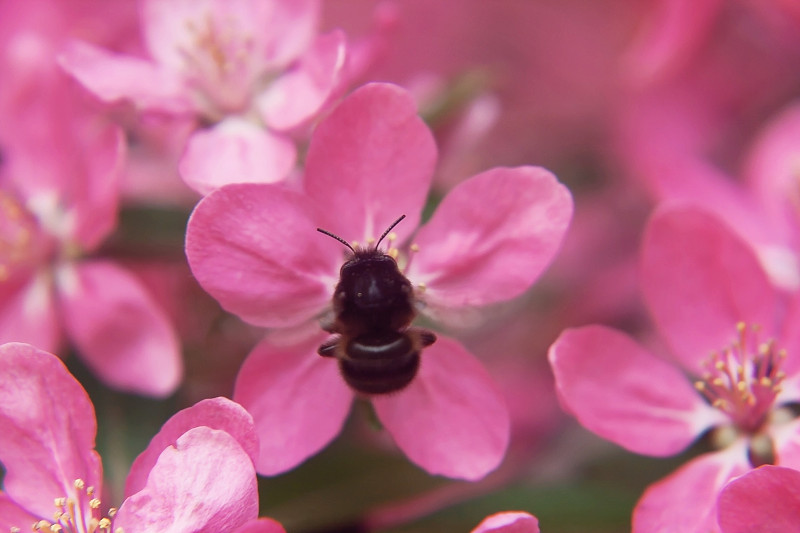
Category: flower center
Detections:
[
  {"x1": 0, "y1": 190, "x2": 49, "y2": 283},
  {"x1": 179, "y1": 11, "x2": 258, "y2": 117},
  {"x1": 23, "y1": 479, "x2": 121, "y2": 533},
  {"x1": 694, "y1": 322, "x2": 786, "y2": 434}
]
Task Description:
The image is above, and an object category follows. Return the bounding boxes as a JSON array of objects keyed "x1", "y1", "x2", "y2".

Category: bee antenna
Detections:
[
  {"x1": 317, "y1": 227, "x2": 356, "y2": 253},
  {"x1": 375, "y1": 214, "x2": 406, "y2": 249}
]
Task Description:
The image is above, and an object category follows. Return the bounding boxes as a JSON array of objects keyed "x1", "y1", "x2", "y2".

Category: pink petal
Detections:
[
  {"x1": 717, "y1": 465, "x2": 800, "y2": 533},
  {"x1": 642, "y1": 206, "x2": 778, "y2": 375},
  {"x1": 0, "y1": 343, "x2": 102, "y2": 518},
  {"x1": 548, "y1": 325, "x2": 723, "y2": 456},
  {"x1": 0, "y1": 492, "x2": 39, "y2": 531},
  {"x1": 233, "y1": 333, "x2": 353, "y2": 475},
  {"x1": 185, "y1": 183, "x2": 338, "y2": 327},
  {"x1": 303, "y1": 82, "x2": 436, "y2": 244},
  {"x1": 125, "y1": 397, "x2": 259, "y2": 498},
  {"x1": 408, "y1": 166, "x2": 573, "y2": 309},
  {"x1": 141, "y1": 0, "x2": 319, "y2": 74},
  {"x1": 778, "y1": 290, "x2": 800, "y2": 381},
  {"x1": 179, "y1": 118, "x2": 296, "y2": 195},
  {"x1": 65, "y1": 120, "x2": 125, "y2": 251},
  {"x1": 373, "y1": 335, "x2": 509, "y2": 481},
  {"x1": 56, "y1": 260, "x2": 182, "y2": 397},
  {"x1": 744, "y1": 104, "x2": 800, "y2": 211},
  {"x1": 0, "y1": 273, "x2": 60, "y2": 353},
  {"x1": 622, "y1": 0, "x2": 724, "y2": 85},
  {"x1": 114, "y1": 426, "x2": 259, "y2": 532},
  {"x1": 471, "y1": 512, "x2": 540, "y2": 533},
  {"x1": 234, "y1": 518, "x2": 288, "y2": 533},
  {"x1": 58, "y1": 39, "x2": 192, "y2": 114},
  {"x1": 257, "y1": 0, "x2": 321, "y2": 69},
  {"x1": 259, "y1": 30, "x2": 346, "y2": 131},
  {"x1": 632, "y1": 447, "x2": 750, "y2": 533}
]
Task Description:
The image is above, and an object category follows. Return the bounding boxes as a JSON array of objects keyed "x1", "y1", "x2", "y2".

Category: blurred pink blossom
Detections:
[
  {"x1": 717, "y1": 465, "x2": 800, "y2": 533},
  {"x1": 0, "y1": 83, "x2": 181, "y2": 397},
  {"x1": 0, "y1": 342, "x2": 284, "y2": 533},
  {"x1": 617, "y1": 88, "x2": 800, "y2": 292},
  {"x1": 549, "y1": 205, "x2": 800, "y2": 532},
  {"x1": 623, "y1": 0, "x2": 800, "y2": 86},
  {"x1": 60, "y1": 0, "x2": 349, "y2": 194},
  {"x1": 185, "y1": 82, "x2": 573, "y2": 479},
  {"x1": 471, "y1": 511, "x2": 540, "y2": 533}
]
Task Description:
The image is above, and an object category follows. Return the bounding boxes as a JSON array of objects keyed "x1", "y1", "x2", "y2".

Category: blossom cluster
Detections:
[{"x1": 1, "y1": 0, "x2": 800, "y2": 531}]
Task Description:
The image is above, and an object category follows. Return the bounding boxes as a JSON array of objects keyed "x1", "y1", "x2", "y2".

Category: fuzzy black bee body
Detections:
[{"x1": 317, "y1": 216, "x2": 436, "y2": 395}]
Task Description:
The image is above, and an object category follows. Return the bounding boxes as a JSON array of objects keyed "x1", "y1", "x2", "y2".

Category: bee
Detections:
[{"x1": 316, "y1": 215, "x2": 436, "y2": 395}]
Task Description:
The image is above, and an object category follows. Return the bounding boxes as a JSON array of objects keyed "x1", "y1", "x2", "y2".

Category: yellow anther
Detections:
[
  {"x1": 410, "y1": 243, "x2": 420, "y2": 252},
  {"x1": 90, "y1": 498, "x2": 101, "y2": 509},
  {"x1": 760, "y1": 377, "x2": 773, "y2": 387},
  {"x1": 50, "y1": 525, "x2": 62, "y2": 532},
  {"x1": 98, "y1": 518, "x2": 111, "y2": 528},
  {"x1": 108, "y1": 508, "x2": 117, "y2": 517},
  {"x1": 737, "y1": 381, "x2": 747, "y2": 392},
  {"x1": 74, "y1": 479, "x2": 85, "y2": 490},
  {"x1": 694, "y1": 381, "x2": 706, "y2": 391},
  {"x1": 54, "y1": 498, "x2": 66, "y2": 508},
  {"x1": 387, "y1": 232, "x2": 397, "y2": 242},
  {"x1": 350, "y1": 241, "x2": 360, "y2": 249},
  {"x1": 715, "y1": 361, "x2": 726, "y2": 371},
  {"x1": 388, "y1": 248, "x2": 399, "y2": 259}
]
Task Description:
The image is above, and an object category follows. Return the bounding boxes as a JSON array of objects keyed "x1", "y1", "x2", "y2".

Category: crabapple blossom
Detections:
[
  {"x1": 0, "y1": 342, "x2": 285, "y2": 533},
  {"x1": 549, "y1": 205, "x2": 800, "y2": 532},
  {"x1": 717, "y1": 465, "x2": 800, "y2": 533},
  {"x1": 0, "y1": 82, "x2": 181, "y2": 397},
  {"x1": 186, "y1": 82, "x2": 573, "y2": 479},
  {"x1": 60, "y1": 0, "x2": 348, "y2": 194},
  {"x1": 471, "y1": 511, "x2": 540, "y2": 533}
]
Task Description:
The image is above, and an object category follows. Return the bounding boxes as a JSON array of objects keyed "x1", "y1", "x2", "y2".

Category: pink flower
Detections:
[
  {"x1": 622, "y1": 0, "x2": 800, "y2": 86},
  {"x1": 0, "y1": 342, "x2": 285, "y2": 533},
  {"x1": 471, "y1": 512, "x2": 540, "y2": 533},
  {"x1": 0, "y1": 84, "x2": 181, "y2": 397},
  {"x1": 185, "y1": 82, "x2": 574, "y2": 479},
  {"x1": 617, "y1": 90, "x2": 800, "y2": 291},
  {"x1": 59, "y1": 0, "x2": 348, "y2": 194},
  {"x1": 549, "y1": 204, "x2": 800, "y2": 532},
  {"x1": 717, "y1": 465, "x2": 800, "y2": 533}
]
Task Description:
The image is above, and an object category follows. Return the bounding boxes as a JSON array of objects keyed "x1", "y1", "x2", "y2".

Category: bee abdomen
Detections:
[{"x1": 340, "y1": 333, "x2": 420, "y2": 395}]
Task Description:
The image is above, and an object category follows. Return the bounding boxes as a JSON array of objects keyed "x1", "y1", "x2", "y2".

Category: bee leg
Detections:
[
  {"x1": 409, "y1": 328, "x2": 436, "y2": 348},
  {"x1": 420, "y1": 330, "x2": 437, "y2": 347},
  {"x1": 318, "y1": 337, "x2": 339, "y2": 357}
]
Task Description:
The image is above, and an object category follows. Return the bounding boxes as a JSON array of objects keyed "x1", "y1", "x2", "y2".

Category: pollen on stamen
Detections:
[{"x1": 694, "y1": 323, "x2": 788, "y2": 435}]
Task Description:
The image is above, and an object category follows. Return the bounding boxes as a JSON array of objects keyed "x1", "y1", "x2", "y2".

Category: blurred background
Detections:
[{"x1": 3, "y1": 0, "x2": 800, "y2": 531}]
